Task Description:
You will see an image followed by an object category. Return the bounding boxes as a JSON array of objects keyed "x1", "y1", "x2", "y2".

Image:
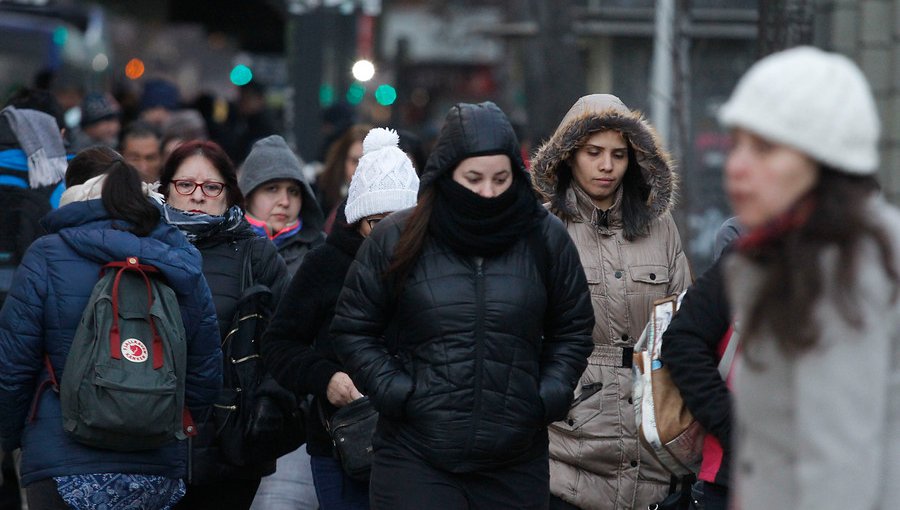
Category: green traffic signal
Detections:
[{"x1": 374, "y1": 84, "x2": 397, "y2": 106}]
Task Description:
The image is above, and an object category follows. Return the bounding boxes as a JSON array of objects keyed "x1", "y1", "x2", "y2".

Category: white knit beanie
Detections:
[
  {"x1": 345, "y1": 128, "x2": 419, "y2": 224},
  {"x1": 718, "y1": 45, "x2": 880, "y2": 174}
]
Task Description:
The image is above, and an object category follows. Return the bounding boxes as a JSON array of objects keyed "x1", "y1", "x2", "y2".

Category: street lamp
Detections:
[{"x1": 351, "y1": 59, "x2": 375, "y2": 82}]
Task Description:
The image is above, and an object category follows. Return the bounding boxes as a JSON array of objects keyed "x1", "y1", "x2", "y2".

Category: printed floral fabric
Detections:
[{"x1": 54, "y1": 473, "x2": 185, "y2": 510}]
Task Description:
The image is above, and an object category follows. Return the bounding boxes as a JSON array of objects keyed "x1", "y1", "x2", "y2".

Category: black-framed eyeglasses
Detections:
[
  {"x1": 171, "y1": 180, "x2": 225, "y2": 198},
  {"x1": 365, "y1": 217, "x2": 384, "y2": 229}
]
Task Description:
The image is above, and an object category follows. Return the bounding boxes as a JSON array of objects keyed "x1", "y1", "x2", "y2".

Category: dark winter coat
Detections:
[
  {"x1": 262, "y1": 205, "x2": 364, "y2": 458},
  {"x1": 330, "y1": 101, "x2": 593, "y2": 475},
  {"x1": 661, "y1": 256, "x2": 733, "y2": 486},
  {"x1": 331, "y1": 206, "x2": 594, "y2": 473},
  {"x1": 0, "y1": 199, "x2": 222, "y2": 486},
  {"x1": 175, "y1": 210, "x2": 289, "y2": 484}
]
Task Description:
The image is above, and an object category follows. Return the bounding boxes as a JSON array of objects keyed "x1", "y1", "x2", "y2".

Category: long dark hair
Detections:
[
  {"x1": 159, "y1": 139, "x2": 243, "y2": 209},
  {"x1": 102, "y1": 160, "x2": 160, "y2": 237},
  {"x1": 555, "y1": 139, "x2": 653, "y2": 241},
  {"x1": 318, "y1": 124, "x2": 370, "y2": 210},
  {"x1": 386, "y1": 187, "x2": 436, "y2": 286},
  {"x1": 742, "y1": 169, "x2": 899, "y2": 357}
]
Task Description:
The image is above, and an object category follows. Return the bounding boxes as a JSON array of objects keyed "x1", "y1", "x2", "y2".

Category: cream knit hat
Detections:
[
  {"x1": 345, "y1": 128, "x2": 419, "y2": 224},
  {"x1": 718, "y1": 46, "x2": 880, "y2": 174}
]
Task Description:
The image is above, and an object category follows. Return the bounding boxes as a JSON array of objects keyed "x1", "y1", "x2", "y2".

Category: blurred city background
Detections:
[{"x1": 1, "y1": 0, "x2": 897, "y2": 273}]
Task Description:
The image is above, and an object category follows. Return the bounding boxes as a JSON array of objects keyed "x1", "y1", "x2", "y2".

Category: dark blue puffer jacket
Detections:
[{"x1": 0, "y1": 199, "x2": 222, "y2": 486}]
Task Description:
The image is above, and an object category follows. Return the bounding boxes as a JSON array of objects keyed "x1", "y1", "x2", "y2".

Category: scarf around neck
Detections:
[
  {"x1": 163, "y1": 204, "x2": 247, "y2": 244},
  {"x1": 428, "y1": 175, "x2": 546, "y2": 258}
]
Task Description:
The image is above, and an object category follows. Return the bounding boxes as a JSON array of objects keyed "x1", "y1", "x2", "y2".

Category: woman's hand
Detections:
[{"x1": 326, "y1": 372, "x2": 364, "y2": 407}]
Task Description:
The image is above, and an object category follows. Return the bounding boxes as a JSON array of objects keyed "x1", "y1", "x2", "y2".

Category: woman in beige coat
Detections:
[{"x1": 531, "y1": 94, "x2": 692, "y2": 510}]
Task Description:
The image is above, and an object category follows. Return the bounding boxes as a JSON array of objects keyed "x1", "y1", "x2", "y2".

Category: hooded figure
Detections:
[
  {"x1": 239, "y1": 135, "x2": 325, "y2": 275},
  {"x1": 331, "y1": 103, "x2": 594, "y2": 510},
  {"x1": 531, "y1": 94, "x2": 692, "y2": 510}
]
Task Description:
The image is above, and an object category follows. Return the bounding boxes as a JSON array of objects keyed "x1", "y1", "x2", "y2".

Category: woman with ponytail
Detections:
[
  {"x1": 0, "y1": 158, "x2": 221, "y2": 509},
  {"x1": 330, "y1": 102, "x2": 595, "y2": 510}
]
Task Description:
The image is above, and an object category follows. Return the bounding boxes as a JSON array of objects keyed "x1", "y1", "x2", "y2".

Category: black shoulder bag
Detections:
[
  {"x1": 215, "y1": 242, "x2": 306, "y2": 466},
  {"x1": 322, "y1": 395, "x2": 378, "y2": 481}
]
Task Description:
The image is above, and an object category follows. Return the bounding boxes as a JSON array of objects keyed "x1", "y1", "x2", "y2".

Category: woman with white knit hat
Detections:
[
  {"x1": 261, "y1": 127, "x2": 418, "y2": 510},
  {"x1": 719, "y1": 46, "x2": 900, "y2": 510}
]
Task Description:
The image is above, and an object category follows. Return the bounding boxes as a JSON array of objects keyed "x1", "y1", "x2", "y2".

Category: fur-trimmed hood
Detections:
[{"x1": 531, "y1": 94, "x2": 677, "y2": 229}]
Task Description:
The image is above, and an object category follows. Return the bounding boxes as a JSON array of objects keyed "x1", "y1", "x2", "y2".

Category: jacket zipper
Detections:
[{"x1": 465, "y1": 257, "x2": 486, "y2": 457}]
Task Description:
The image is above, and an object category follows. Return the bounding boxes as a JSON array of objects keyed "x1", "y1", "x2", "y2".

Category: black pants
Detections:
[
  {"x1": 698, "y1": 481, "x2": 728, "y2": 510},
  {"x1": 172, "y1": 478, "x2": 261, "y2": 510},
  {"x1": 549, "y1": 494, "x2": 582, "y2": 510},
  {"x1": 25, "y1": 478, "x2": 69, "y2": 510},
  {"x1": 369, "y1": 440, "x2": 549, "y2": 510}
]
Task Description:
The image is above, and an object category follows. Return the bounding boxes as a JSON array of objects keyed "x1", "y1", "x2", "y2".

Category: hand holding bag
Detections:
[{"x1": 325, "y1": 396, "x2": 378, "y2": 481}]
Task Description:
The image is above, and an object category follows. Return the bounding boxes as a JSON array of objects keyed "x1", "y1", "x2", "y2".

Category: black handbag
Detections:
[
  {"x1": 214, "y1": 244, "x2": 306, "y2": 466},
  {"x1": 324, "y1": 396, "x2": 378, "y2": 481}
]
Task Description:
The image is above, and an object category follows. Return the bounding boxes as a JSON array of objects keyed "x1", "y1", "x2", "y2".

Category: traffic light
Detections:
[
  {"x1": 374, "y1": 84, "x2": 396, "y2": 106},
  {"x1": 346, "y1": 82, "x2": 365, "y2": 105},
  {"x1": 230, "y1": 65, "x2": 253, "y2": 86},
  {"x1": 125, "y1": 58, "x2": 145, "y2": 80}
]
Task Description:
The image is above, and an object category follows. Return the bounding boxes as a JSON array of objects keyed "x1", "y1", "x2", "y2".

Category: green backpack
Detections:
[{"x1": 50, "y1": 257, "x2": 193, "y2": 451}]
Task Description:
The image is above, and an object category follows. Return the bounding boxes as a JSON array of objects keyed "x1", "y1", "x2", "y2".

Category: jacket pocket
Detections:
[
  {"x1": 583, "y1": 266, "x2": 603, "y2": 296},
  {"x1": 627, "y1": 264, "x2": 669, "y2": 295},
  {"x1": 550, "y1": 363, "x2": 604, "y2": 433}
]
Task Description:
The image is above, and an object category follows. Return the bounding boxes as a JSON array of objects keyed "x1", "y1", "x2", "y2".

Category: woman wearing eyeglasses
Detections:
[
  {"x1": 261, "y1": 128, "x2": 419, "y2": 510},
  {"x1": 159, "y1": 140, "x2": 290, "y2": 510}
]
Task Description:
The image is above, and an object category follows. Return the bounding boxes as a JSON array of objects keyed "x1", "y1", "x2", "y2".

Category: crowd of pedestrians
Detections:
[{"x1": 0, "y1": 44, "x2": 898, "y2": 510}]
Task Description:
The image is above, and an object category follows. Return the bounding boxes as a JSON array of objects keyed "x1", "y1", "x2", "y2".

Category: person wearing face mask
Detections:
[
  {"x1": 159, "y1": 140, "x2": 289, "y2": 510},
  {"x1": 239, "y1": 135, "x2": 325, "y2": 277},
  {"x1": 261, "y1": 127, "x2": 419, "y2": 510},
  {"x1": 530, "y1": 94, "x2": 692, "y2": 510},
  {"x1": 330, "y1": 103, "x2": 595, "y2": 510},
  {"x1": 718, "y1": 46, "x2": 900, "y2": 510}
]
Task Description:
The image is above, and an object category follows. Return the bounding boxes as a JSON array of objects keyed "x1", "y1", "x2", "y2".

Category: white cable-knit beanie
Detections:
[
  {"x1": 345, "y1": 128, "x2": 419, "y2": 224},
  {"x1": 718, "y1": 46, "x2": 880, "y2": 174}
]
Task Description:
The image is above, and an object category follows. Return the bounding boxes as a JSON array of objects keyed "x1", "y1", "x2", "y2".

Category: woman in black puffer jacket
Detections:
[
  {"x1": 262, "y1": 127, "x2": 419, "y2": 510},
  {"x1": 331, "y1": 102, "x2": 595, "y2": 510},
  {"x1": 160, "y1": 140, "x2": 289, "y2": 510}
]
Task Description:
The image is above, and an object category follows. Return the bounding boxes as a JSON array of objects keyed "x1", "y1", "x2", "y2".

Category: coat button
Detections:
[
  {"x1": 621, "y1": 334, "x2": 629, "y2": 341},
  {"x1": 615, "y1": 271, "x2": 622, "y2": 279},
  {"x1": 628, "y1": 397, "x2": 633, "y2": 404},
  {"x1": 649, "y1": 273, "x2": 656, "y2": 280},
  {"x1": 630, "y1": 460, "x2": 638, "y2": 468},
  {"x1": 567, "y1": 418, "x2": 575, "y2": 426}
]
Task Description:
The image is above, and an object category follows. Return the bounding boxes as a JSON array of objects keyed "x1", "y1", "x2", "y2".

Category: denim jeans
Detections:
[
  {"x1": 251, "y1": 447, "x2": 318, "y2": 510},
  {"x1": 310, "y1": 455, "x2": 370, "y2": 510}
]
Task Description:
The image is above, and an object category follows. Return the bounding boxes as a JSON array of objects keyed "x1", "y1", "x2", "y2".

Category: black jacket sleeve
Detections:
[
  {"x1": 330, "y1": 220, "x2": 414, "y2": 420},
  {"x1": 661, "y1": 256, "x2": 733, "y2": 455},
  {"x1": 250, "y1": 237, "x2": 289, "y2": 304},
  {"x1": 261, "y1": 247, "x2": 343, "y2": 398},
  {"x1": 538, "y1": 216, "x2": 595, "y2": 423}
]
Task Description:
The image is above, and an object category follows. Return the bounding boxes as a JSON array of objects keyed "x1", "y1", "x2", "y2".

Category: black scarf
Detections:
[{"x1": 428, "y1": 175, "x2": 546, "y2": 257}]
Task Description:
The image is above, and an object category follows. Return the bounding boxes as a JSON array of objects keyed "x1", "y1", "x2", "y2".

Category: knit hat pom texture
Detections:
[{"x1": 345, "y1": 128, "x2": 419, "y2": 224}]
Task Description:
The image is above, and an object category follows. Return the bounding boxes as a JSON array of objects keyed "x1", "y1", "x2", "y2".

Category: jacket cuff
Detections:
[{"x1": 307, "y1": 361, "x2": 344, "y2": 397}]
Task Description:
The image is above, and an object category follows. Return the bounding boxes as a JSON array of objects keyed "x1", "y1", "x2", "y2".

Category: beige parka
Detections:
[{"x1": 531, "y1": 94, "x2": 692, "y2": 510}]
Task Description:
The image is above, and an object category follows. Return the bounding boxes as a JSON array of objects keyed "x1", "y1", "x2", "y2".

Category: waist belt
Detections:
[{"x1": 589, "y1": 345, "x2": 634, "y2": 368}]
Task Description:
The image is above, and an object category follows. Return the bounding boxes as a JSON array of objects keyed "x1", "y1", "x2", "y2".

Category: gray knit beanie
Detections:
[{"x1": 239, "y1": 135, "x2": 305, "y2": 196}]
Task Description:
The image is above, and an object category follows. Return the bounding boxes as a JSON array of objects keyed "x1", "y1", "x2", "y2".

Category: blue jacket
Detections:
[{"x1": 0, "y1": 199, "x2": 222, "y2": 486}]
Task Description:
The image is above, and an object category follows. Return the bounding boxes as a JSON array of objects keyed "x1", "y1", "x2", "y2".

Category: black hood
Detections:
[{"x1": 419, "y1": 101, "x2": 530, "y2": 194}]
